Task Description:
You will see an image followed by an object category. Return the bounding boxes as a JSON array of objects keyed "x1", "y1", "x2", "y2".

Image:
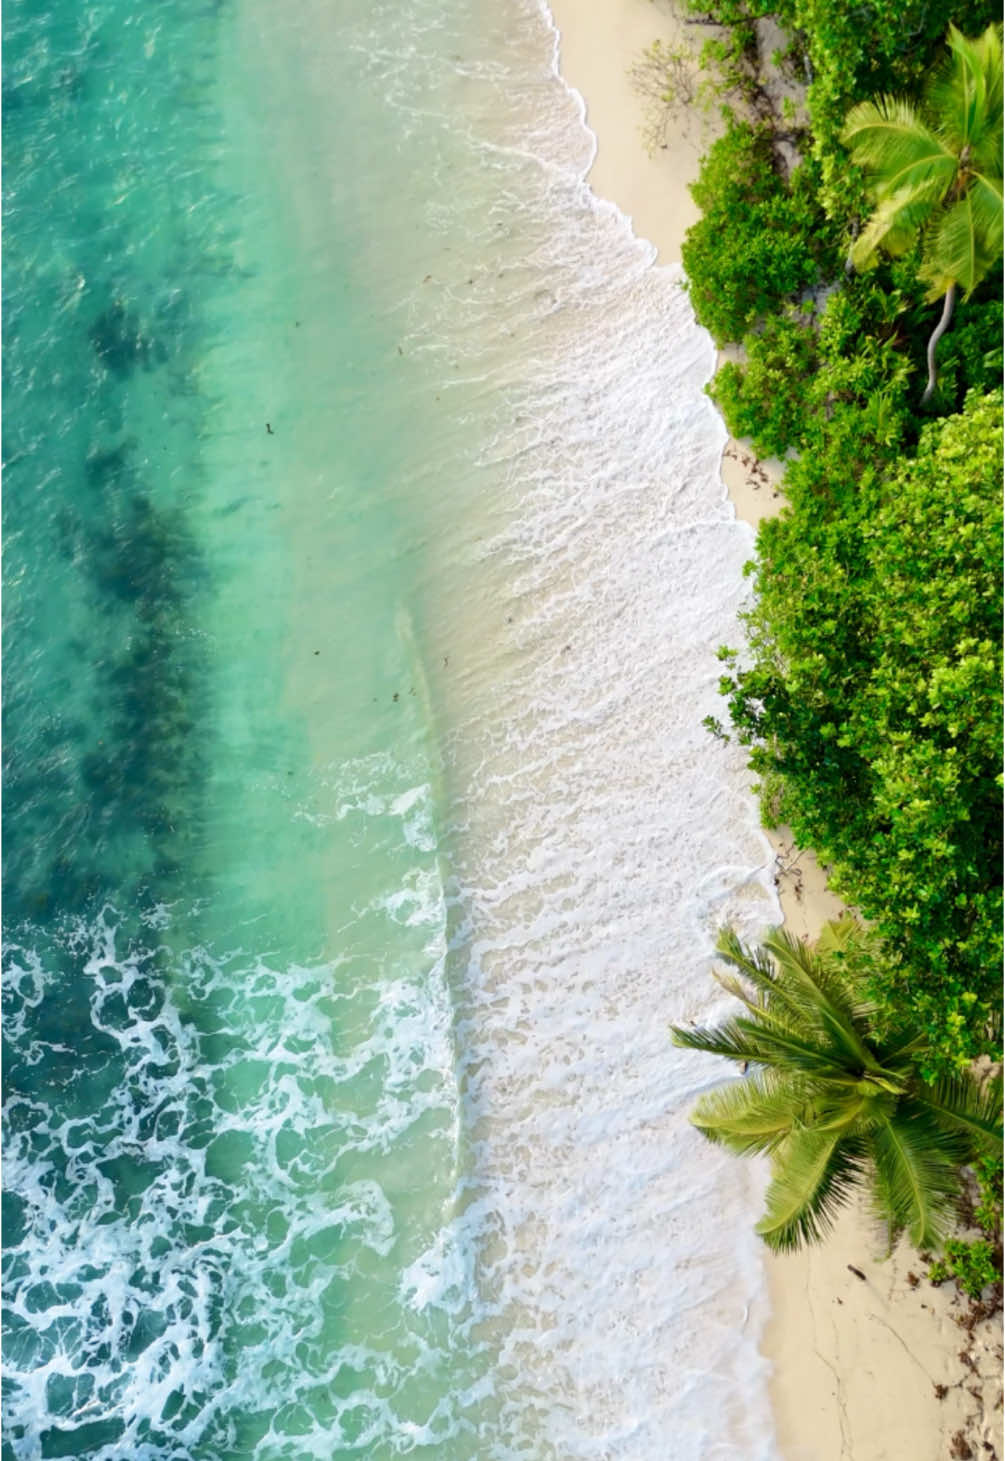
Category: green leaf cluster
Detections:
[
  {"x1": 720, "y1": 391, "x2": 1003, "y2": 1072},
  {"x1": 675, "y1": 5, "x2": 1002, "y2": 1077},
  {"x1": 681, "y1": 118, "x2": 836, "y2": 344},
  {"x1": 671, "y1": 920, "x2": 1003, "y2": 1252},
  {"x1": 681, "y1": 0, "x2": 1000, "y2": 220},
  {"x1": 928, "y1": 1238, "x2": 999, "y2": 1298},
  {"x1": 926, "y1": 1150, "x2": 1001, "y2": 1295},
  {"x1": 842, "y1": 23, "x2": 1004, "y2": 304},
  {"x1": 711, "y1": 311, "x2": 818, "y2": 458}
]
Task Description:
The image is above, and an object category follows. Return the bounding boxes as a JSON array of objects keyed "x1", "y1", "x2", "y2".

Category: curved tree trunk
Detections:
[{"x1": 921, "y1": 283, "x2": 957, "y2": 404}]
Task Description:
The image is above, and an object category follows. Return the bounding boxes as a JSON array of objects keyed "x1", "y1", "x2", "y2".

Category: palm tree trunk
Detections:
[{"x1": 921, "y1": 283, "x2": 957, "y2": 404}]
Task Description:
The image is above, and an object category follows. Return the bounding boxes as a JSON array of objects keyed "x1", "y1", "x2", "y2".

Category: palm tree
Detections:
[
  {"x1": 671, "y1": 919, "x2": 1002, "y2": 1253},
  {"x1": 841, "y1": 23, "x2": 1003, "y2": 402}
]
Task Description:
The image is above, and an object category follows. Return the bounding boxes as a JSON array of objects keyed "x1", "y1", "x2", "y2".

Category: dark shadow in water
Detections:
[
  {"x1": 89, "y1": 299, "x2": 167, "y2": 377},
  {"x1": 2, "y1": 450, "x2": 207, "y2": 935}
]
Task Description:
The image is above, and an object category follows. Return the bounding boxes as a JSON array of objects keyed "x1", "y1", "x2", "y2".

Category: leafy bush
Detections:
[
  {"x1": 929, "y1": 1239, "x2": 999, "y2": 1299},
  {"x1": 933, "y1": 1149, "x2": 1005, "y2": 1300},
  {"x1": 707, "y1": 260, "x2": 930, "y2": 460},
  {"x1": 719, "y1": 391, "x2": 1003, "y2": 1072},
  {"x1": 681, "y1": 119, "x2": 835, "y2": 344},
  {"x1": 679, "y1": 0, "x2": 1003, "y2": 1087},
  {"x1": 927, "y1": 288, "x2": 1005, "y2": 412},
  {"x1": 973, "y1": 1152, "x2": 1004, "y2": 1238},
  {"x1": 683, "y1": 0, "x2": 999, "y2": 221},
  {"x1": 710, "y1": 312, "x2": 818, "y2": 457}
]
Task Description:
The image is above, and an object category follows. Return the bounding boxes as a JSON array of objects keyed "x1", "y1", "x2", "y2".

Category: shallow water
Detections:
[{"x1": 3, "y1": 0, "x2": 781, "y2": 1456}]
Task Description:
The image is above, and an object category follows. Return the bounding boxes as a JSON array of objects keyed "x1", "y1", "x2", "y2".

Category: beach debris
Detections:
[
  {"x1": 934, "y1": 1383, "x2": 949, "y2": 1399},
  {"x1": 773, "y1": 844, "x2": 805, "y2": 901},
  {"x1": 847, "y1": 1264, "x2": 867, "y2": 1282}
]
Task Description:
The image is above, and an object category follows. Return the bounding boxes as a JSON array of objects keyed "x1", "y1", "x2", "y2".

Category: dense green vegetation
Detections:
[
  {"x1": 672, "y1": 4, "x2": 1002, "y2": 1266},
  {"x1": 671, "y1": 922, "x2": 1002, "y2": 1252},
  {"x1": 843, "y1": 23, "x2": 1004, "y2": 400},
  {"x1": 928, "y1": 1151, "x2": 1003, "y2": 1296},
  {"x1": 682, "y1": 119, "x2": 836, "y2": 344},
  {"x1": 720, "y1": 392, "x2": 1002, "y2": 1073},
  {"x1": 678, "y1": 8, "x2": 1002, "y2": 1073}
]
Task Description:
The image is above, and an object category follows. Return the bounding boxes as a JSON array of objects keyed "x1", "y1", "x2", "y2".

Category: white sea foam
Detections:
[
  {"x1": 332, "y1": 2, "x2": 786, "y2": 1456},
  {"x1": 2, "y1": 833, "x2": 470, "y2": 1459}
]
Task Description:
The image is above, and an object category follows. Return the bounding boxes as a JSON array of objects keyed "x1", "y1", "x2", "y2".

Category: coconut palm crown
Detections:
[
  {"x1": 671, "y1": 919, "x2": 1002, "y2": 1254},
  {"x1": 841, "y1": 22, "x2": 1003, "y2": 402}
]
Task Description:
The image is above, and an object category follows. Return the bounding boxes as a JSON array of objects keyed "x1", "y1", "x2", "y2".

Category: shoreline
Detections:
[{"x1": 547, "y1": 1, "x2": 1001, "y2": 1456}]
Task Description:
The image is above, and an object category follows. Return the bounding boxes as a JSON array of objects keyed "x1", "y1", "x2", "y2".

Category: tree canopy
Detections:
[
  {"x1": 672, "y1": 921, "x2": 1002, "y2": 1252},
  {"x1": 842, "y1": 23, "x2": 1004, "y2": 397},
  {"x1": 719, "y1": 390, "x2": 1003, "y2": 1072}
]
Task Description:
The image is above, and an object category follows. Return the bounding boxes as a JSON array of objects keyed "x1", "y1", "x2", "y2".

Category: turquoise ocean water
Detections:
[{"x1": 4, "y1": 0, "x2": 783, "y2": 1456}]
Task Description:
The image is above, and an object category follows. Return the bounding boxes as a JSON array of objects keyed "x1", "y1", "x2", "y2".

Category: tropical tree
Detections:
[
  {"x1": 671, "y1": 919, "x2": 1003, "y2": 1253},
  {"x1": 841, "y1": 22, "x2": 1003, "y2": 401}
]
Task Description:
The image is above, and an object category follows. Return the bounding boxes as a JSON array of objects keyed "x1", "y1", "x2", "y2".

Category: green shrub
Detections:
[
  {"x1": 682, "y1": 0, "x2": 1004, "y2": 1082},
  {"x1": 928, "y1": 289, "x2": 1005, "y2": 411},
  {"x1": 720, "y1": 391, "x2": 1003, "y2": 1072},
  {"x1": 929, "y1": 1240, "x2": 999, "y2": 1299},
  {"x1": 973, "y1": 1152, "x2": 1003, "y2": 1240},
  {"x1": 681, "y1": 119, "x2": 835, "y2": 344},
  {"x1": 710, "y1": 312, "x2": 818, "y2": 456}
]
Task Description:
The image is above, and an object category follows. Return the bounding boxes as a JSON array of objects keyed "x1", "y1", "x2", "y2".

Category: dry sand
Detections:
[{"x1": 548, "y1": 0, "x2": 1003, "y2": 1456}]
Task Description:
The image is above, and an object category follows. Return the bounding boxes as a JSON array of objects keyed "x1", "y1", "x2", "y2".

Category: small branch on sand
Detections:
[{"x1": 629, "y1": 39, "x2": 699, "y2": 154}]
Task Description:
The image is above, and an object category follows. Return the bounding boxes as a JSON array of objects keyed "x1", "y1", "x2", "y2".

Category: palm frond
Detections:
[
  {"x1": 915, "y1": 1070, "x2": 1004, "y2": 1150},
  {"x1": 689, "y1": 1072, "x2": 800, "y2": 1157},
  {"x1": 713, "y1": 925, "x2": 817, "y2": 1034},
  {"x1": 968, "y1": 170, "x2": 1005, "y2": 242},
  {"x1": 876, "y1": 1031, "x2": 930, "y2": 1069},
  {"x1": 928, "y1": 23, "x2": 1004, "y2": 154},
  {"x1": 818, "y1": 1089, "x2": 889, "y2": 1134},
  {"x1": 869, "y1": 1108, "x2": 969, "y2": 1250},
  {"x1": 845, "y1": 25, "x2": 1002, "y2": 295},
  {"x1": 672, "y1": 1010, "x2": 859, "y2": 1081},
  {"x1": 813, "y1": 918, "x2": 887, "y2": 1027},
  {"x1": 923, "y1": 191, "x2": 1003, "y2": 295},
  {"x1": 967, "y1": 26, "x2": 1005, "y2": 174},
  {"x1": 842, "y1": 97, "x2": 956, "y2": 202},
  {"x1": 849, "y1": 193, "x2": 926, "y2": 268},
  {"x1": 756, "y1": 1131, "x2": 868, "y2": 1252},
  {"x1": 712, "y1": 970, "x2": 811, "y2": 1047},
  {"x1": 715, "y1": 925, "x2": 781, "y2": 994},
  {"x1": 670, "y1": 1015, "x2": 769, "y2": 1065},
  {"x1": 757, "y1": 927, "x2": 882, "y2": 1074},
  {"x1": 741, "y1": 1019, "x2": 868, "y2": 1080}
]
